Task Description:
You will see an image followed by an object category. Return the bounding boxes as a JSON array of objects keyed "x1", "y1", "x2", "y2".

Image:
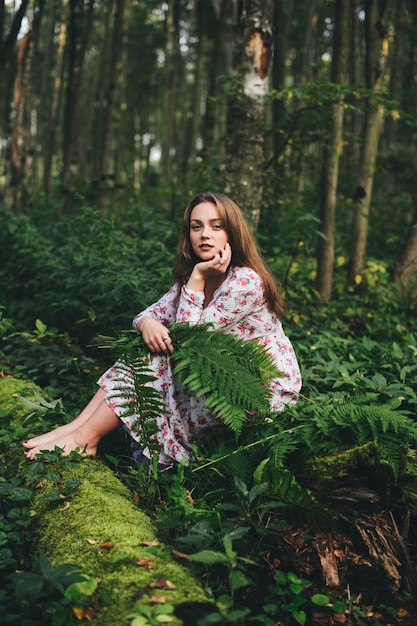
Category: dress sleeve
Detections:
[
  {"x1": 132, "y1": 283, "x2": 180, "y2": 329},
  {"x1": 176, "y1": 267, "x2": 265, "y2": 328}
]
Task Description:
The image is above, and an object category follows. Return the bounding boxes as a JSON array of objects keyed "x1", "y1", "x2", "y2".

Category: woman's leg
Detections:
[
  {"x1": 23, "y1": 389, "x2": 107, "y2": 449},
  {"x1": 23, "y1": 391, "x2": 121, "y2": 460}
]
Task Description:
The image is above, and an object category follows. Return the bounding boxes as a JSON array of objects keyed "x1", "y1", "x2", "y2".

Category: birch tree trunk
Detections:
[
  {"x1": 225, "y1": 0, "x2": 274, "y2": 227},
  {"x1": 348, "y1": 0, "x2": 393, "y2": 282},
  {"x1": 316, "y1": 0, "x2": 349, "y2": 301}
]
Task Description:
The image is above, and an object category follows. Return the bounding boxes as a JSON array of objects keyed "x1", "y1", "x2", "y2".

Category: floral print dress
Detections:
[{"x1": 98, "y1": 266, "x2": 302, "y2": 465}]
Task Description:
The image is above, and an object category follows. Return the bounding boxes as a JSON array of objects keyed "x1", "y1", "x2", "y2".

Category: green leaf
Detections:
[
  {"x1": 311, "y1": 593, "x2": 329, "y2": 606},
  {"x1": 65, "y1": 575, "x2": 98, "y2": 602},
  {"x1": 229, "y1": 569, "x2": 249, "y2": 592},
  {"x1": 293, "y1": 610, "x2": 306, "y2": 625},
  {"x1": 188, "y1": 550, "x2": 230, "y2": 565}
]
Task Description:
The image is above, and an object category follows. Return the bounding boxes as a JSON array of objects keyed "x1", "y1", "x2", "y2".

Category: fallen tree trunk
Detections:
[{"x1": 0, "y1": 376, "x2": 213, "y2": 625}]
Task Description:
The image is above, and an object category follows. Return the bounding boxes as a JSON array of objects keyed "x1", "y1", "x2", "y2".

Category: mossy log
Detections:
[{"x1": 0, "y1": 377, "x2": 213, "y2": 625}]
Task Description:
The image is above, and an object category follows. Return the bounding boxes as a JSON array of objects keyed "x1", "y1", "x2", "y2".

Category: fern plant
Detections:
[
  {"x1": 253, "y1": 392, "x2": 417, "y2": 493},
  {"x1": 104, "y1": 323, "x2": 281, "y2": 458},
  {"x1": 170, "y1": 323, "x2": 280, "y2": 434}
]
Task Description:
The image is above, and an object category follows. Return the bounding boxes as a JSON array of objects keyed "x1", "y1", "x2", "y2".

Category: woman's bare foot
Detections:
[
  {"x1": 23, "y1": 389, "x2": 107, "y2": 450},
  {"x1": 24, "y1": 431, "x2": 98, "y2": 460},
  {"x1": 23, "y1": 421, "x2": 79, "y2": 449},
  {"x1": 24, "y1": 394, "x2": 121, "y2": 461}
]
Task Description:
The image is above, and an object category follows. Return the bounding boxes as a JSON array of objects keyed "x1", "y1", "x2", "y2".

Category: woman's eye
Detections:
[{"x1": 212, "y1": 224, "x2": 222, "y2": 230}]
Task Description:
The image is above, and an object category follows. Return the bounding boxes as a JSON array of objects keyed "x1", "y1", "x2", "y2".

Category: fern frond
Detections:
[
  {"x1": 265, "y1": 394, "x2": 417, "y2": 480},
  {"x1": 170, "y1": 323, "x2": 281, "y2": 434},
  {"x1": 102, "y1": 324, "x2": 281, "y2": 448},
  {"x1": 107, "y1": 350, "x2": 167, "y2": 457}
]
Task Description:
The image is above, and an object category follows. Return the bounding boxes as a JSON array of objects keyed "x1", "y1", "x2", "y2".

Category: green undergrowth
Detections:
[{"x1": 1, "y1": 202, "x2": 417, "y2": 624}]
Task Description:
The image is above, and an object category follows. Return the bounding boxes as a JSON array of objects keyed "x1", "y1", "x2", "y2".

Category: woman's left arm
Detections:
[{"x1": 176, "y1": 267, "x2": 264, "y2": 329}]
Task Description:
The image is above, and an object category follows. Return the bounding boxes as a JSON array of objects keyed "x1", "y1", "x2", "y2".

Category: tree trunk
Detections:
[
  {"x1": 98, "y1": 0, "x2": 126, "y2": 216},
  {"x1": 385, "y1": 0, "x2": 405, "y2": 145},
  {"x1": 38, "y1": 0, "x2": 60, "y2": 196},
  {"x1": 202, "y1": 0, "x2": 230, "y2": 168},
  {"x1": 6, "y1": 1, "x2": 44, "y2": 211},
  {"x1": 185, "y1": 0, "x2": 206, "y2": 187},
  {"x1": 160, "y1": 0, "x2": 181, "y2": 190},
  {"x1": 344, "y1": 0, "x2": 362, "y2": 176},
  {"x1": 225, "y1": 0, "x2": 274, "y2": 227},
  {"x1": 90, "y1": 0, "x2": 112, "y2": 185},
  {"x1": 316, "y1": 0, "x2": 350, "y2": 301},
  {"x1": 348, "y1": 0, "x2": 394, "y2": 282},
  {"x1": 61, "y1": 0, "x2": 94, "y2": 213},
  {"x1": 0, "y1": 0, "x2": 29, "y2": 74},
  {"x1": 390, "y1": 207, "x2": 417, "y2": 284}
]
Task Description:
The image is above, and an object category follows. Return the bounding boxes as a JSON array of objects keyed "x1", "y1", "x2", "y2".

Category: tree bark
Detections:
[
  {"x1": 225, "y1": 0, "x2": 274, "y2": 227},
  {"x1": 390, "y1": 207, "x2": 417, "y2": 284},
  {"x1": 6, "y1": 1, "x2": 44, "y2": 211},
  {"x1": 61, "y1": 0, "x2": 94, "y2": 213},
  {"x1": 348, "y1": 0, "x2": 394, "y2": 282},
  {"x1": 316, "y1": 0, "x2": 350, "y2": 301},
  {"x1": 160, "y1": 0, "x2": 181, "y2": 189},
  {"x1": 202, "y1": 0, "x2": 231, "y2": 164},
  {"x1": 98, "y1": 0, "x2": 126, "y2": 216}
]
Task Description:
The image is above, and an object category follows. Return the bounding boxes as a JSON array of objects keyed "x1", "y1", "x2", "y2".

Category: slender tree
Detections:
[
  {"x1": 7, "y1": 0, "x2": 44, "y2": 211},
  {"x1": 348, "y1": 0, "x2": 394, "y2": 282},
  {"x1": 98, "y1": 0, "x2": 126, "y2": 215},
  {"x1": 316, "y1": 0, "x2": 350, "y2": 301},
  {"x1": 60, "y1": 0, "x2": 94, "y2": 213},
  {"x1": 390, "y1": 207, "x2": 417, "y2": 284},
  {"x1": 160, "y1": 0, "x2": 181, "y2": 190}
]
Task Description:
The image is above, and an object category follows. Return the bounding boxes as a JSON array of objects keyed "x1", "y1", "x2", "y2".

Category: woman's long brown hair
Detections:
[{"x1": 173, "y1": 192, "x2": 286, "y2": 319}]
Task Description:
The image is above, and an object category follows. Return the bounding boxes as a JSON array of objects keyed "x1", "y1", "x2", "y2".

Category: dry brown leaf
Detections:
[
  {"x1": 135, "y1": 557, "x2": 154, "y2": 569},
  {"x1": 99, "y1": 541, "x2": 114, "y2": 550},
  {"x1": 59, "y1": 501, "x2": 70, "y2": 511},
  {"x1": 140, "y1": 540, "x2": 159, "y2": 547},
  {"x1": 171, "y1": 549, "x2": 191, "y2": 562},
  {"x1": 148, "y1": 578, "x2": 176, "y2": 590},
  {"x1": 85, "y1": 538, "x2": 98, "y2": 545},
  {"x1": 149, "y1": 595, "x2": 166, "y2": 604},
  {"x1": 72, "y1": 606, "x2": 96, "y2": 621}
]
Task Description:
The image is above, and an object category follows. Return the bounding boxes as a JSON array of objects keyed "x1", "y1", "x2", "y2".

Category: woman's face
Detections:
[{"x1": 189, "y1": 202, "x2": 228, "y2": 261}]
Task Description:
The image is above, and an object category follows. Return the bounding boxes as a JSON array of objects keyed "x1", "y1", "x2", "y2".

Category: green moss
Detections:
[
  {"x1": 0, "y1": 376, "x2": 43, "y2": 417},
  {"x1": 304, "y1": 442, "x2": 380, "y2": 483},
  {"x1": 1, "y1": 376, "x2": 212, "y2": 625},
  {"x1": 33, "y1": 459, "x2": 209, "y2": 624}
]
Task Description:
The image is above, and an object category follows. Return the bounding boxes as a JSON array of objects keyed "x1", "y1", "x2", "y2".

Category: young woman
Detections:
[{"x1": 24, "y1": 192, "x2": 301, "y2": 464}]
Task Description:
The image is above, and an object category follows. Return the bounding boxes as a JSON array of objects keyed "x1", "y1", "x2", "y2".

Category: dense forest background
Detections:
[
  {"x1": 0, "y1": 0, "x2": 417, "y2": 300},
  {"x1": 1, "y1": 1, "x2": 417, "y2": 625}
]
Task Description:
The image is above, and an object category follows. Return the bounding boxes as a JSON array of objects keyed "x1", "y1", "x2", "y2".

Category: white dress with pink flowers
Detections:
[{"x1": 98, "y1": 266, "x2": 302, "y2": 465}]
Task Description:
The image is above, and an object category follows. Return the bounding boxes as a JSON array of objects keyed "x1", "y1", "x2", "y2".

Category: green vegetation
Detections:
[{"x1": 1, "y1": 200, "x2": 416, "y2": 624}]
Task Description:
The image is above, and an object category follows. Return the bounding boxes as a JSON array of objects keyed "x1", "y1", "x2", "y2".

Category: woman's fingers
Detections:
[{"x1": 138, "y1": 318, "x2": 172, "y2": 353}]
